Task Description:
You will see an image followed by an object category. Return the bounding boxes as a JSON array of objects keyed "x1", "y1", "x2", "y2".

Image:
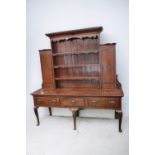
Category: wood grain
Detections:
[{"x1": 32, "y1": 26, "x2": 123, "y2": 132}]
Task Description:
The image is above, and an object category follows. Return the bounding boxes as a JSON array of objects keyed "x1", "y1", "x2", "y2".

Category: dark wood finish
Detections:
[
  {"x1": 48, "y1": 107, "x2": 52, "y2": 116},
  {"x1": 115, "y1": 110, "x2": 123, "y2": 132},
  {"x1": 76, "y1": 110, "x2": 80, "y2": 117},
  {"x1": 52, "y1": 50, "x2": 98, "y2": 56},
  {"x1": 87, "y1": 97, "x2": 120, "y2": 109},
  {"x1": 39, "y1": 50, "x2": 55, "y2": 88},
  {"x1": 46, "y1": 26, "x2": 102, "y2": 42},
  {"x1": 61, "y1": 97, "x2": 85, "y2": 107},
  {"x1": 34, "y1": 106, "x2": 40, "y2": 126},
  {"x1": 34, "y1": 97, "x2": 60, "y2": 107},
  {"x1": 32, "y1": 88, "x2": 123, "y2": 97},
  {"x1": 100, "y1": 43, "x2": 116, "y2": 88},
  {"x1": 31, "y1": 26, "x2": 124, "y2": 132},
  {"x1": 69, "y1": 108, "x2": 79, "y2": 130}
]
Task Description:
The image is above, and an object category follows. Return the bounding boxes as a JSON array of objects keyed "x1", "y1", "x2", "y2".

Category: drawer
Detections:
[
  {"x1": 61, "y1": 97, "x2": 85, "y2": 107},
  {"x1": 87, "y1": 97, "x2": 119, "y2": 109},
  {"x1": 35, "y1": 97, "x2": 60, "y2": 106}
]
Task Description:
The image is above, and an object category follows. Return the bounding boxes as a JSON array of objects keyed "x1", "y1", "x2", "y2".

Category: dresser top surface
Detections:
[{"x1": 31, "y1": 88, "x2": 123, "y2": 97}]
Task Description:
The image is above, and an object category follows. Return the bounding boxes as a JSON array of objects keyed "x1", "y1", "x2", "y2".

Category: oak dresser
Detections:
[{"x1": 31, "y1": 26, "x2": 124, "y2": 132}]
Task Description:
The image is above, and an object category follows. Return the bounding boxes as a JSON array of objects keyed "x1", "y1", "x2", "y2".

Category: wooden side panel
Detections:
[
  {"x1": 39, "y1": 50, "x2": 55, "y2": 88},
  {"x1": 100, "y1": 44, "x2": 116, "y2": 88}
]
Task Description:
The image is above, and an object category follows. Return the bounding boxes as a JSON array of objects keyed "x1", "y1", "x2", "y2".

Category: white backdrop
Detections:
[{"x1": 27, "y1": 0, "x2": 128, "y2": 121}]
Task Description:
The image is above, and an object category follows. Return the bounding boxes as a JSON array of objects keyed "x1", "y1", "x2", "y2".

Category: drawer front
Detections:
[
  {"x1": 61, "y1": 97, "x2": 85, "y2": 107},
  {"x1": 87, "y1": 97, "x2": 119, "y2": 109},
  {"x1": 35, "y1": 97, "x2": 60, "y2": 106}
]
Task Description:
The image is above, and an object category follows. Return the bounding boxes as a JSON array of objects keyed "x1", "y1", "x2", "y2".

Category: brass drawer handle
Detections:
[
  {"x1": 89, "y1": 100, "x2": 97, "y2": 106},
  {"x1": 51, "y1": 99, "x2": 57, "y2": 102},
  {"x1": 70, "y1": 100, "x2": 76, "y2": 106},
  {"x1": 71, "y1": 100, "x2": 76, "y2": 103},
  {"x1": 37, "y1": 98, "x2": 42, "y2": 101},
  {"x1": 109, "y1": 100, "x2": 115, "y2": 104},
  {"x1": 91, "y1": 100, "x2": 97, "y2": 103}
]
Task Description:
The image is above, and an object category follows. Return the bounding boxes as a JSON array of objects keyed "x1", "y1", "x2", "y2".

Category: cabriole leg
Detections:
[
  {"x1": 34, "y1": 106, "x2": 40, "y2": 126},
  {"x1": 115, "y1": 110, "x2": 123, "y2": 132},
  {"x1": 48, "y1": 107, "x2": 52, "y2": 116},
  {"x1": 69, "y1": 108, "x2": 79, "y2": 130}
]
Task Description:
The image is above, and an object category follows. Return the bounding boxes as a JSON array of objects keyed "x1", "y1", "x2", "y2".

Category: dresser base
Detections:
[
  {"x1": 32, "y1": 88, "x2": 123, "y2": 132},
  {"x1": 33, "y1": 106, "x2": 123, "y2": 132}
]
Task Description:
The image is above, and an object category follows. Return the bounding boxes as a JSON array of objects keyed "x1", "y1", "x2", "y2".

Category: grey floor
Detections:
[{"x1": 27, "y1": 115, "x2": 128, "y2": 155}]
